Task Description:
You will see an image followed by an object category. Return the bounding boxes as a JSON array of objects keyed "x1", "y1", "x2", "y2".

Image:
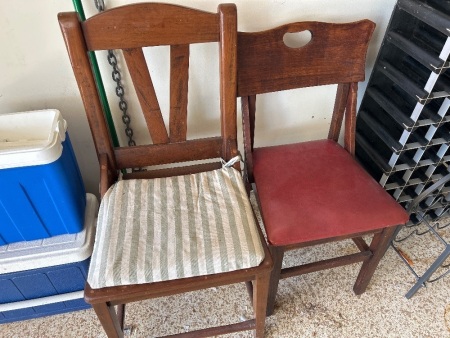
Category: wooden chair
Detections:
[
  {"x1": 58, "y1": 3, "x2": 272, "y2": 337},
  {"x1": 237, "y1": 20, "x2": 410, "y2": 315}
]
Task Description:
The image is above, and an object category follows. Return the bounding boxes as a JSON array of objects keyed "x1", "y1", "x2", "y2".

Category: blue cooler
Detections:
[
  {"x1": 0, "y1": 109, "x2": 86, "y2": 245},
  {"x1": 0, "y1": 194, "x2": 97, "y2": 324}
]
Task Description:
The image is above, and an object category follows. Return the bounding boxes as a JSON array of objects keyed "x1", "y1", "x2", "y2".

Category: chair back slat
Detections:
[
  {"x1": 114, "y1": 138, "x2": 223, "y2": 170},
  {"x1": 328, "y1": 83, "x2": 351, "y2": 142},
  {"x1": 123, "y1": 47, "x2": 169, "y2": 144},
  {"x1": 82, "y1": 3, "x2": 220, "y2": 50},
  {"x1": 122, "y1": 162, "x2": 223, "y2": 180},
  {"x1": 344, "y1": 82, "x2": 358, "y2": 155},
  {"x1": 237, "y1": 20, "x2": 375, "y2": 97},
  {"x1": 169, "y1": 44, "x2": 190, "y2": 142}
]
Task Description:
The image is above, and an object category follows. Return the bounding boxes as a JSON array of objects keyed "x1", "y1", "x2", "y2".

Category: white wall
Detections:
[{"x1": 0, "y1": 0, "x2": 396, "y2": 195}]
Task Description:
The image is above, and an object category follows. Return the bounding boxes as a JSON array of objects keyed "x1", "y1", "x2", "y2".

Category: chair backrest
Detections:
[
  {"x1": 58, "y1": 3, "x2": 237, "y2": 194},
  {"x1": 237, "y1": 20, "x2": 375, "y2": 157}
]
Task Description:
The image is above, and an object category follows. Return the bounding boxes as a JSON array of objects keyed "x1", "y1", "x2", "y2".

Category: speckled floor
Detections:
[{"x1": 1, "y1": 198, "x2": 450, "y2": 338}]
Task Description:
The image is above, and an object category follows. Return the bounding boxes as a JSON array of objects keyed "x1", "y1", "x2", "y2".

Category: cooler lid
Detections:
[{"x1": 0, "y1": 109, "x2": 67, "y2": 169}]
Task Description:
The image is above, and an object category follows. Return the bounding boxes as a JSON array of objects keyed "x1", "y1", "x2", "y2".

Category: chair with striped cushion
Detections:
[
  {"x1": 237, "y1": 20, "x2": 410, "y2": 315},
  {"x1": 58, "y1": 3, "x2": 272, "y2": 337}
]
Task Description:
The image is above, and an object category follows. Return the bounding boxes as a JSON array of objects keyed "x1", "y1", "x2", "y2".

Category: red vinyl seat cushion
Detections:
[{"x1": 253, "y1": 139, "x2": 409, "y2": 246}]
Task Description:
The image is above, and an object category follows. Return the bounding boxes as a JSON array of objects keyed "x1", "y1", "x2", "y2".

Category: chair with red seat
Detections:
[{"x1": 237, "y1": 20, "x2": 410, "y2": 315}]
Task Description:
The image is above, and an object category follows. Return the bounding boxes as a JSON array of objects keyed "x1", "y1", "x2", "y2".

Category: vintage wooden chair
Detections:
[
  {"x1": 237, "y1": 20, "x2": 410, "y2": 315},
  {"x1": 58, "y1": 3, "x2": 272, "y2": 337}
]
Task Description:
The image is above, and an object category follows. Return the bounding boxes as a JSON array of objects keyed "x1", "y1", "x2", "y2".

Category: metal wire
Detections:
[{"x1": 391, "y1": 177, "x2": 450, "y2": 297}]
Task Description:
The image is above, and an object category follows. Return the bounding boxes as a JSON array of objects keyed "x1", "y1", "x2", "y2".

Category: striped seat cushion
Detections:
[{"x1": 88, "y1": 166, "x2": 265, "y2": 289}]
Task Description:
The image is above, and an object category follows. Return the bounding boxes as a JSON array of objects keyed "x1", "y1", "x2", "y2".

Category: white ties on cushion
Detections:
[{"x1": 88, "y1": 166, "x2": 265, "y2": 289}]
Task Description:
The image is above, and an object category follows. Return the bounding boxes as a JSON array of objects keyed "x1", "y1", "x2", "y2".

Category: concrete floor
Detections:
[{"x1": 1, "y1": 201, "x2": 450, "y2": 337}]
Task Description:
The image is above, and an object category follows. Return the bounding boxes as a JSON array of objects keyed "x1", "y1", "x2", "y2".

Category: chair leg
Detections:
[
  {"x1": 92, "y1": 302, "x2": 124, "y2": 338},
  {"x1": 116, "y1": 304, "x2": 126, "y2": 330},
  {"x1": 353, "y1": 226, "x2": 399, "y2": 295},
  {"x1": 253, "y1": 272, "x2": 271, "y2": 338},
  {"x1": 266, "y1": 246, "x2": 284, "y2": 316}
]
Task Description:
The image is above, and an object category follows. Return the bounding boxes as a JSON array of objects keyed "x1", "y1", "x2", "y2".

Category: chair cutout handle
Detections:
[{"x1": 283, "y1": 30, "x2": 312, "y2": 49}]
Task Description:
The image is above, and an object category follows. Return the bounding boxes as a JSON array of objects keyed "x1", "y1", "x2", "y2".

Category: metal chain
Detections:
[
  {"x1": 107, "y1": 51, "x2": 136, "y2": 147},
  {"x1": 94, "y1": 0, "x2": 137, "y2": 147},
  {"x1": 94, "y1": 0, "x2": 105, "y2": 12}
]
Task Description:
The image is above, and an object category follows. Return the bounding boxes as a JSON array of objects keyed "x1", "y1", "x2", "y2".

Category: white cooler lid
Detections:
[
  {"x1": 0, "y1": 109, "x2": 67, "y2": 169},
  {"x1": 0, "y1": 194, "x2": 98, "y2": 274}
]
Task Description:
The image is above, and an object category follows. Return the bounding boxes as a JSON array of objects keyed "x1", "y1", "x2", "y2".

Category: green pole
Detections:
[{"x1": 71, "y1": 0, "x2": 120, "y2": 147}]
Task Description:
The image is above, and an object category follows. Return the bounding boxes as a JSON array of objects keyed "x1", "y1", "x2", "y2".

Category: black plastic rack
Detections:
[{"x1": 355, "y1": 0, "x2": 450, "y2": 298}]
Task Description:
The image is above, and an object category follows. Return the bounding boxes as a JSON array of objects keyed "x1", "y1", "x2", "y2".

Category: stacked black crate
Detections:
[{"x1": 356, "y1": 0, "x2": 450, "y2": 222}]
